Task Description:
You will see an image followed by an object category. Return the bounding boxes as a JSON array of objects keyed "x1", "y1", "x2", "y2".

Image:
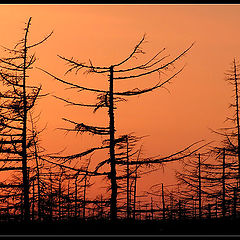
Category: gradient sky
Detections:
[{"x1": 0, "y1": 4, "x2": 239, "y2": 198}]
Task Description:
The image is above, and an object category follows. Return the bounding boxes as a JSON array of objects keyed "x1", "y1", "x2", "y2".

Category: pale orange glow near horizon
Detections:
[{"x1": 0, "y1": 4, "x2": 239, "y2": 199}]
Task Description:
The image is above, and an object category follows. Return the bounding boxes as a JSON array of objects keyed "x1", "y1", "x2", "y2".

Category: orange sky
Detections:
[{"x1": 0, "y1": 4, "x2": 239, "y2": 199}]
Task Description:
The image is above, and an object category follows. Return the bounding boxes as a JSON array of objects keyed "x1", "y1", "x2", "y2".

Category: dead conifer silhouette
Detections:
[
  {"x1": 0, "y1": 17, "x2": 52, "y2": 222},
  {"x1": 39, "y1": 34, "x2": 207, "y2": 221},
  {"x1": 208, "y1": 59, "x2": 240, "y2": 218}
]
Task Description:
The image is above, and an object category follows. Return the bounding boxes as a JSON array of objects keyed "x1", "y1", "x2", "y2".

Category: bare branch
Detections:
[
  {"x1": 50, "y1": 146, "x2": 109, "y2": 161},
  {"x1": 114, "y1": 67, "x2": 184, "y2": 96},
  {"x1": 37, "y1": 67, "x2": 108, "y2": 94},
  {"x1": 53, "y1": 95, "x2": 98, "y2": 108},
  {"x1": 113, "y1": 42, "x2": 194, "y2": 80},
  {"x1": 113, "y1": 34, "x2": 146, "y2": 67},
  {"x1": 27, "y1": 31, "x2": 53, "y2": 49},
  {"x1": 116, "y1": 140, "x2": 209, "y2": 165},
  {"x1": 62, "y1": 118, "x2": 110, "y2": 135},
  {"x1": 40, "y1": 156, "x2": 109, "y2": 176}
]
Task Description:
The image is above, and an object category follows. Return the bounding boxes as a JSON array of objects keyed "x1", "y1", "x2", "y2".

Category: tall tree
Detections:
[
  {"x1": 175, "y1": 153, "x2": 212, "y2": 219},
  {"x1": 209, "y1": 59, "x2": 240, "y2": 217},
  {"x1": 226, "y1": 59, "x2": 240, "y2": 181},
  {"x1": 204, "y1": 147, "x2": 236, "y2": 218},
  {"x1": 39, "y1": 35, "x2": 204, "y2": 221},
  {"x1": 212, "y1": 59, "x2": 240, "y2": 184},
  {"x1": 0, "y1": 17, "x2": 52, "y2": 221}
]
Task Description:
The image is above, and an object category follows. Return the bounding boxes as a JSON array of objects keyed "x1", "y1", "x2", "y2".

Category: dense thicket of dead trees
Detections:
[
  {"x1": 38, "y1": 34, "x2": 209, "y2": 221},
  {"x1": 143, "y1": 59, "x2": 240, "y2": 221},
  {"x1": 1, "y1": 18, "x2": 240, "y2": 224},
  {"x1": 175, "y1": 153, "x2": 206, "y2": 219}
]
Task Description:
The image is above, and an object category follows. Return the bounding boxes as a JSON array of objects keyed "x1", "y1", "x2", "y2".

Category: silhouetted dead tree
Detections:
[
  {"x1": 211, "y1": 59, "x2": 240, "y2": 184},
  {"x1": 147, "y1": 183, "x2": 168, "y2": 220},
  {"x1": 101, "y1": 133, "x2": 144, "y2": 219},
  {"x1": 203, "y1": 146, "x2": 238, "y2": 218},
  {"x1": 0, "y1": 17, "x2": 52, "y2": 222},
  {"x1": 147, "y1": 182, "x2": 190, "y2": 220},
  {"x1": 38, "y1": 155, "x2": 98, "y2": 221},
  {"x1": 27, "y1": 110, "x2": 48, "y2": 222},
  {"x1": 175, "y1": 152, "x2": 214, "y2": 219},
  {"x1": 38, "y1": 34, "x2": 207, "y2": 221},
  {"x1": 75, "y1": 159, "x2": 93, "y2": 220},
  {"x1": 225, "y1": 59, "x2": 240, "y2": 182},
  {"x1": 207, "y1": 59, "x2": 240, "y2": 218}
]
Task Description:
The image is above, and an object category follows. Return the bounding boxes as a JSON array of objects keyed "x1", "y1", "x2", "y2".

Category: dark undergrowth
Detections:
[{"x1": 0, "y1": 217, "x2": 239, "y2": 236}]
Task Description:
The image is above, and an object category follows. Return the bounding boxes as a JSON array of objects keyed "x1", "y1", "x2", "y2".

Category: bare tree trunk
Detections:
[
  {"x1": 109, "y1": 66, "x2": 117, "y2": 221},
  {"x1": 151, "y1": 198, "x2": 154, "y2": 220},
  {"x1": 222, "y1": 148, "x2": 226, "y2": 218},
  {"x1": 33, "y1": 150, "x2": 41, "y2": 221},
  {"x1": 58, "y1": 179, "x2": 61, "y2": 221},
  {"x1": 139, "y1": 201, "x2": 141, "y2": 220},
  {"x1": 133, "y1": 165, "x2": 138, "y2": 220},
  {"x1": 100, "y1": 194, "x2": 103, "y2": 219},
  {"x1": 198, "y1": 153, "x2": 202, "y2": 219},
  {"x1": 178, "y1": 200, "x2": 182, "y2": 220},
  {"x1": 208, "y1": 204, "x2": 211, "y2": 219},
  {"x1": 22, "y1": 18, "x2": 31, "y2": 223},
  {"x1": 233, "y1": 187, "x2": 237, "y2": 219},
  {"x1": 126, "y1": 136, "x2": 130, "y2": 219},
  {"x1": 233, "y1": 59, "x2": 240, "y2": 183},
  {"x1": 75, "y1": 179, "x2": 78, "y2": 219},
  {"x1": 170, "y1": 193, "x2": 173, "y2": 220},
  {"x1": 50, "y1": 174, "x2": 53, "y2": 222},
  {"x1": 30, "y1": 113, "x2": 42, "y2": 221},
  {"x1": 35, "y1": 161, "x2": 41, "y2": 221},
  {"x1": 67, "y1": 181, "x2": 70, "y2": 219},
  {"x1": 83, "y1": 175, "x2": 87, "y2": 220},
  {"x1": 215, "y1": 197, "x2": 218, "y2": 218},
  {"x1": 193, "y1": 197, "x2": 196, "y2": 218},
  {"x1": 162, "y1": 183, "x2": 166, "y2": 221},
  {"x1": 20, "y1": 192, "x2": 23, "y2": 222},
  {"x1": 129, "y1": 181, "x2": 132, "y2": 219},
  {"x1": 145, "y1": 204, "x2": 148, "y2": 220},
  {"x1": 32, "y1": 178, "x2": 35, "y2": 221},
  {"x1": 183, "y1": 203, "x2": 186, "y2": 220}
]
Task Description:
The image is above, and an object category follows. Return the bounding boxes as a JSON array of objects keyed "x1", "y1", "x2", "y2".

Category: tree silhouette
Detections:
[
  {"x1": 209, "y1": 59, "x2": 240, "y2": 217},
  {"x1": 211, "y1": 59, "x2": 240, "y2": 182},
  {"x1": 204, "y1": 146, "x2": 238, "y2": 218},
  {"x1": 39, "y1": 34, "x2": 207, "y2": 221},
  {"x1": 225, "y1": 59, "x2": 240, "y2": 182},
  {"x1": 0, "y1": 17, "x2": 52, "y2": 222},
  {"x1": 175, "y1": 152, "x2": 213, "y2": 219}
]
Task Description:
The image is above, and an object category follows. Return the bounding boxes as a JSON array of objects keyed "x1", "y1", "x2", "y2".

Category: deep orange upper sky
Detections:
[{"x1": 0, "y1": 4, "x2": 239, "y2": 196}]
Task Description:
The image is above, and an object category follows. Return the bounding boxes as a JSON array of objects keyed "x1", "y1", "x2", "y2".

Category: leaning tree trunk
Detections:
[{"x1": 22, "y1": 18, "x2": 31, "y2": 222}]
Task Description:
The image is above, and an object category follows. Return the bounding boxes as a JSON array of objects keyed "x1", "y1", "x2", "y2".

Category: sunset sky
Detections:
[{"x1": 0, "y1": 4, "x2": 239, "y2": 198}]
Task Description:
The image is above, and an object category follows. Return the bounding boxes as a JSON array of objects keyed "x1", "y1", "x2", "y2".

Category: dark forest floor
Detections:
[{"x1": 0, "y1": 217, "x2": 239, "y2": 236}]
